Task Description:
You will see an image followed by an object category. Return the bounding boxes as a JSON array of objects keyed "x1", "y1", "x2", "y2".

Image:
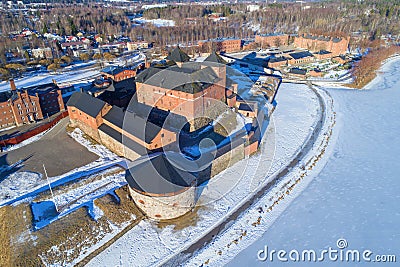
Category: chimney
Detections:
[{"x1": 10, "y1": 79, "x2": 16, "y2": 91}]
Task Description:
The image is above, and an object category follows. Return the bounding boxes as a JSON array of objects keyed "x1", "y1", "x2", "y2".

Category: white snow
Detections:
[{"x1": 134, "y1": 18, "x2": 175, "y2": 27}]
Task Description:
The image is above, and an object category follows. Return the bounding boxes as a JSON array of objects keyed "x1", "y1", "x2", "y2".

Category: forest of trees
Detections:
[
  {"x1": 0, "y1": 0, "x2": 399, "y2": 72},
  {"x1": 0, "y1": 0, "x2": 399, "y2": 50}
]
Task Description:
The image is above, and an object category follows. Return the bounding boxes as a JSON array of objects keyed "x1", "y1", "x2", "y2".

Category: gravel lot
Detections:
[{"x1": 0, "y1": 118, "x2": 99, "y2": 177}]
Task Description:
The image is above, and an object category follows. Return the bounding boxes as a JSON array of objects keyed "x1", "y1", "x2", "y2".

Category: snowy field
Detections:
[
  {"x1": 87, "y1": 83, "x2": 321, "y2": 266},
  {"x1": 227, "y1": 58, "x2": 400, "y2": 266}
]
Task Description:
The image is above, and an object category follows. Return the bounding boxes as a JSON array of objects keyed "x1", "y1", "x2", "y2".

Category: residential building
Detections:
[
  {"x1": 198, "y1": 38, "x2": 242, "y2": 53},
  {"x1": 31, "y1": 47, "x2": 53, "y2": 59},
  {"x1": 0, "y1": 80, "x2": 65, "y2": 128},
  {"x1": 287, "y1": 51, "x2": 315, "y2": 65},
  {"x1": 293, "y1": 34, "x2": 349, "y2": 57},
  {"x1": 127, "y1": 41, "x2": 149, "y2": 51},
  {"x1": 101, "y1": 66, "x2": 137, "y2": 82},
  {"x1": 255, "y1": 33, "x2": 289, "y2": 47}
]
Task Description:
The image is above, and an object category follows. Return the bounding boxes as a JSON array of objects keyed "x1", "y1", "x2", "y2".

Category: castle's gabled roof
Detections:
[
  {"x1": 205, "y1": 51, "x2": 227, "y2": 64},
  {"x1": 166, "y1": 47, "x2": 190, "y2": 63},
  {"x1": 125, "y1": 152, "x2": 198, "y2": 195},
  {"x1": 135, "y1": 63, "x2": 220, "y2": 94},
  {"x1": 66, "y1": 92, "x2": 106, "y2": 117},
  {"x1": 103, "y1": 104, "x2": 168, "y2": 144}
]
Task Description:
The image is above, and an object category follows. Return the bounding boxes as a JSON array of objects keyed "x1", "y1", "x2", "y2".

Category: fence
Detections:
[{"x1": 0, "y1": 111, "x2": 69, "y2": 147}]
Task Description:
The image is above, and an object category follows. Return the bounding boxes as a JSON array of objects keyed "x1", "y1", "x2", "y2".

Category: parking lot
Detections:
[{"x1": 0, "y1": 118, "x2": 99, "y2": 177}]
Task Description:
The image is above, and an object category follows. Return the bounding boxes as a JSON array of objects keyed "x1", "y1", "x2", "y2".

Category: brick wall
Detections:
[
  {"x1": 294, "y1": 35, "x2": 349, "y2": 57},
  {"x1": 0, "y1": 100, "x2": 16, "y2": 128},
  {"x1": 255, "y1": 34, "x2": 289, "y2": 47},
  {"x1": 1, "y1": 111, "x2": 68, "y2": 146}
]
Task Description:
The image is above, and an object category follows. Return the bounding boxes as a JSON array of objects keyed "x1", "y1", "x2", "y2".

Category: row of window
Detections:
[
  {"x1": 17, "y1": 101, "x2": 37, "y2": 110},
  {"x1": 0, "y1": 117, "x2": 12, "y2": 121},
  {"x1": 0, "y1": 103, "x2": 11, "y2": 108},
  {"x1": 18, "y1": 107, "x2": 38, "y2": 115}
]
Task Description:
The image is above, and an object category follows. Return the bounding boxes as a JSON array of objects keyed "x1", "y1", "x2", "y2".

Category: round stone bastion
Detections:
[{"x1": 125, "y1": 152, "x2": 199, "y2": 220}]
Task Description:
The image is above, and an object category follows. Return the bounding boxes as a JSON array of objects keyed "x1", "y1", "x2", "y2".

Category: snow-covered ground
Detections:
[
  {"x1": 0, "y1": 65, "x2": 99, "y2": 92},
  {"x1": 0, "y1": 128, "x2": 122, "y2": 207},
  {"x1": 86, "y1": 83, "x2": 321, "y2": 266},
  {"x1": 134, "y1": 18, "x2": 175, "y2": 27},
  {"x1": 226, "y1": 58, "x2": 400, "y2": 266}
]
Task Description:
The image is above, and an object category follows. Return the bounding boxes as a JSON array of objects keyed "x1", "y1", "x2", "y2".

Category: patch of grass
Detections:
[
  {"x1": 0, "y1": 206, "x2": 12, "y2": 267},
  {"x1": 94, "y1": 186, "x2": 144, "y2": 226}
]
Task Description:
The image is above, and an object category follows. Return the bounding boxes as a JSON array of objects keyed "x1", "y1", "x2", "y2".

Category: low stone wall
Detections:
[
  {"x1": 98, "y1": 129, "x2": 140, "y2": 161},
  {"x1": 210, "y1": 139, "x2": 245, "y2": 177},
  {"x1": 129, "y1": 186, "x2": 197, "y2": 220},
  {"x1": 70, "y1": 119, "x2": 100, "y2": 142}
]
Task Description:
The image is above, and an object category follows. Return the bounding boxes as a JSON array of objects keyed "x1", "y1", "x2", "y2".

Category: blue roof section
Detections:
[
  {"x1": 289, "y1": 51, "x2": 314, "y2": 60},
  {"x1": 257, "y1": 32, "x2": 286, "y2": 37},
  {"x1": 101, "y1": 66, "x2": 126, "y2": 76}
]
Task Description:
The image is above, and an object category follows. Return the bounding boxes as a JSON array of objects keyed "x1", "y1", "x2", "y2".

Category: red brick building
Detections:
[
  {"x1": 0, "y1": 80, "x2": 65, "y2": 128},
  {"x1": 100, "y1": 66, "x2": 137, "y2": 82},
  {"x1": 293, "y1": 34, "x2": 349, "y2": 57},
  {"x1": 67, "y1": 92, "x2": 177, "y2": 160},
  {"x1": 135, "y1": 48, "x2": 237, "y2": 131},
  {"x1": 255, "y1": 33, "x2": 289, "y2": 47},
  {"x1": 198, "y1": 38, "x2": 242, "y2": 53}
]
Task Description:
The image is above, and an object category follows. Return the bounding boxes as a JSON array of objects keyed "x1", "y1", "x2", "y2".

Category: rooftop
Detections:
[
  {"x1": 204, "y1": 51, "x2": 227, "y2": 64},
  {"x1": 125, "y1": 152, "x2": 197, "y2": 195},
  {"x1": 166, "y1": 47, "x2": 190, "y2": 63},
  {"x1": 289, "y1": 51, "x2": 314, "y2": 60},
  {"x1": 257, "y1": 32, "x2": 287, "y2": 37},
  {"x1": 66, "y1": 92, "x2": 106, "y2": 118},
  {"x1": 135, "y1": 63, "x2": 220, "y2": 94},
  {"x1": 101, "y1": 66, "x2": 132, "y2": 76}
]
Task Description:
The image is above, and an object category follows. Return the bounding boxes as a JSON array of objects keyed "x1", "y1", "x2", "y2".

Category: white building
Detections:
[
  {"x1": 127, "y1": 41, "x2": 149, "y2": 51},
  {"x1": 247, "y1": 4, "x2": 260, "y2": 12}
]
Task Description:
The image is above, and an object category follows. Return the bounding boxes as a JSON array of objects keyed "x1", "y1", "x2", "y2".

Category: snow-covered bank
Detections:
[
  {"x1": 86, "y1": 83, "x2": 321, "y2": 266},
  {"x1": 228, "y1": 56, "x2": 400, "y2": 266}
]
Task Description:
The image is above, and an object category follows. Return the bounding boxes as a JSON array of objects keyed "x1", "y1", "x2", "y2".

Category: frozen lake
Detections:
[{"x1": 228, "y1": 58, "x2": 400, "y2": 266}]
